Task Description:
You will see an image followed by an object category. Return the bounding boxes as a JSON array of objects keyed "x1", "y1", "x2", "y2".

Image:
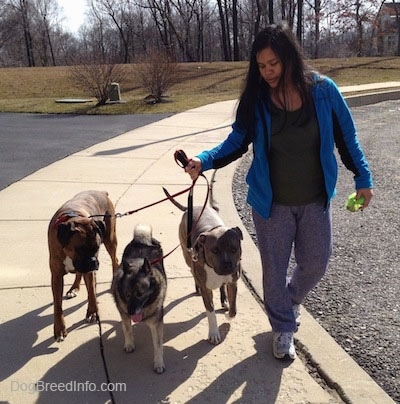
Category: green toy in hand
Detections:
[{"x1": 345, "y1": 192, "x2": 365, "y2": 212}]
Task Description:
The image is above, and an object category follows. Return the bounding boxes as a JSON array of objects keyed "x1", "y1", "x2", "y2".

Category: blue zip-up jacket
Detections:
[{"x1": 196, "y1": 75, "x2": 373, "y2": 219}]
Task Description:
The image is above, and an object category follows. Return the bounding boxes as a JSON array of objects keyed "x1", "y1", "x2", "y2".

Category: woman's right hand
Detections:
[{"x1": 184, "y1": 157, "x2": 202, "y2": 181}]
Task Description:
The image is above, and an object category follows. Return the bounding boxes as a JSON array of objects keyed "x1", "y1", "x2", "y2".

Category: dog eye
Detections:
[{"x1": 212, "y1": 247, "x2": 219, "y2": 254}]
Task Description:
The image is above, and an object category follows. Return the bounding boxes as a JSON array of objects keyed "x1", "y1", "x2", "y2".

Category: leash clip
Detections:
[{"x1": 189, "y1": 248, "x2": 198, "y2": 262}]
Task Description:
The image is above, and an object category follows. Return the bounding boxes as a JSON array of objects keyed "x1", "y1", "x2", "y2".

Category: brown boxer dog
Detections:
[{"x1": 48, "y1": 190, "x2": 118, "y2": 342}]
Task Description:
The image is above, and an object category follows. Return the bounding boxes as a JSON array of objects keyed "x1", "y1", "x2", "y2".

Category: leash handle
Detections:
[
  {"x1": 174, "y1": 149, "x2": 190, "y2": 168},
  {"x1": 174, "y1": 149, "x2": 195, "y2": 249}
]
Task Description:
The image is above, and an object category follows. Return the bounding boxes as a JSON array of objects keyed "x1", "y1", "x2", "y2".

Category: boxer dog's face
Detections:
[{"x1": 57, "y1": 217, "x2": 105, "y2": 273}]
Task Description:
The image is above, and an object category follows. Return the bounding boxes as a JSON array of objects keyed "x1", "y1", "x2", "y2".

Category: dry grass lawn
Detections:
[{"x1": 0, "y1": 57, "x2": 399, "y2": 114}]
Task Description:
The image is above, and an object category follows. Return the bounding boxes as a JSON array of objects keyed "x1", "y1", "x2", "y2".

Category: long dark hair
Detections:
[{"x1": 236, "y1": 22, "x2": 314, "y2": 133}]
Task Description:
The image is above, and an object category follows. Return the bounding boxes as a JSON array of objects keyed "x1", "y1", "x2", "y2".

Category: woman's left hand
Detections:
[{"x1": 356, "y1": 188, "x2": 374, "y2": 209}]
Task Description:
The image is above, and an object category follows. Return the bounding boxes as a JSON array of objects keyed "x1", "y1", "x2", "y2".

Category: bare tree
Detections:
[
  {"x1": 0, "y1": 1, "x2": 16, "y2": 55},
  {"x1": 0, "y1": 0, "x2": 391, "y2": 66},
  {"x1": 216, "y1": 0, "x2": 230, "y2": 60},
  {"x1": 305, "y1": 0, "x2": 323, "y2": 58},
  {"x1": 142, "y1": 0, "x2": 212, "y2": 62},
  {"x1": 333, "y1": 0, "x2": 382, "y2": 56},
  {"x1": 281, "y1": 0, "x2": 296, "y2": 27},
  {"x1": 232, "y1": 0, "x2": 239, "y2": 60},
  {"x1": 143, "y1": 0, "x2": 174, "y2": 54},
  {"x1": 34, "y1": 0, "x2": 59, "y2": 66},
  {"x1": 90, "y1": 0, "x2": 135, "y2": 63},
  {"x1": 9, "y1": 0, "x2": 35, "y2": 66},
  {"x1": 391, "y1": 0, "x2": 400, "y2": 55},
  {"x1": 297, "y1": 0, "x2": 304, "y2": 43},
  {"x1": 215, "y1": 0, "x2": 239, "y2": 60}
]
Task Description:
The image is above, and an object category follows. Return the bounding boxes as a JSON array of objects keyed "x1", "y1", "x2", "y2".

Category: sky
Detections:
[{"x1": 57, "y1": 0, "x2": 88, "y2": 33}]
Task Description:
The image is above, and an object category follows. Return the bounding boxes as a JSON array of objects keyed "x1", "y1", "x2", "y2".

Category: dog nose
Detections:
[
  {"x1": 222, "y1": 261, "x2": 235, "y2": 273},
  {"x1": 75, "y1": 257, "x2": 99, "y2": 273},
  {"x1": 88, "y1": 257, "x2": 99, "y2": 270}
]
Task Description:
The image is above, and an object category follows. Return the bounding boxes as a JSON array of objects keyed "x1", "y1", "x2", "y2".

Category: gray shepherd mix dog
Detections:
[
  {"x1": 112, "y1": 224, "x2": 167, "y2": 374},
  {"x1": 163, "y1": 187, "x2": 243, "y2": 345}
]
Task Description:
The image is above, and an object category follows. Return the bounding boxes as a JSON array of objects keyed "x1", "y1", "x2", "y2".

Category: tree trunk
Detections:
[
  {"x1": 392, "y1": 0, "x2": 400, "y2": 55},
  {"x1": 20, "y1": 0, "x2": 35, "y2": 66},
  {"x1": 269, "y1": 0, "x2": 274, "y2": 24},
  {"x1": 216, "y1": 0, "x2": 229, "y2": 60},
  {"x1": 297, "y1": 0, "x2": 303, "y2": 44},
  {"x1": 356, "y1": 0, "x2": 363, "y2": 56},
  {"x1": 44, "y1": 16, "x2": 56, "y2": 66},
  {"x1": 232, "y1": 0, "x2": 239, "y2": 60},
  {"x1": 314, "y1": 0, "x2": 321, "y2": 58}
]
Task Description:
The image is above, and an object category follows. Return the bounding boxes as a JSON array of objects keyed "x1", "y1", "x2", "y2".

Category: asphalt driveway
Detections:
[{"x1": 0, "y1": 113, "x2": 171, "y2": 190}]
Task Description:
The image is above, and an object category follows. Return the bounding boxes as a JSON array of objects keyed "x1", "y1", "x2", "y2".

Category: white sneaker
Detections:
[
  {"x1": 273, "y1": 332, "x2": 296, "y2": 359},
  {"x1": 293, "y1": 304, "x2": 301, "y2": 326}
]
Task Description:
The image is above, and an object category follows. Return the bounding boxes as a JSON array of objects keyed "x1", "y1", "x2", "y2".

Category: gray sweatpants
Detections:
[{"x1": 252, "y1": 202, "x2": 332, "y2": 332}]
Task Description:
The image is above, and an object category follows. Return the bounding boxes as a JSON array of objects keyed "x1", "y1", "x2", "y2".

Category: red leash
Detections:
[
  {"x1": 89, "y1": 183, "x2": 194, "y2": 220},
  {"x1": 88, "y1": 149, "x2": 210, "y2": 266}
]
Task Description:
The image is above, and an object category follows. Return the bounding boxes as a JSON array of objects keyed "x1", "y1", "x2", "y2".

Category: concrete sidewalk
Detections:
[{"x1": 0, "y1": 85, "x2": 397, "y2": 403}]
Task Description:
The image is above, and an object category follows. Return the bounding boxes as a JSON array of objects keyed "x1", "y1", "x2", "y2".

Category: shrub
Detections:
[
  {"x1": 70, "y1": 63, "x2": 127, "y2": 106},
  {"x1": 136, "y1": 50, "x2": 179, "y2": 104}
]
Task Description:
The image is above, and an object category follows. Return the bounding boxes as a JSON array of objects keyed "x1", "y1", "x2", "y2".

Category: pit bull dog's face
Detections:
[
  {"x1": 198, "y1": 227, "x2": 243, "y2": 276},
  {"x1": 57, "y1": 218, "x2": 105, "y2": 273}
]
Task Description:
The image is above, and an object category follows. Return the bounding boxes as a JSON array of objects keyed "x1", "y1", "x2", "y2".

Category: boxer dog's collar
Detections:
[{"x1": 53, "y1": 212, "x2": 81, "y2": 229}]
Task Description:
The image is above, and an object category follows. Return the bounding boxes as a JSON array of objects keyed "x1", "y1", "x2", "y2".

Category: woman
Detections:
[{"x1": 184, "y1": 23, "x2": 373, "y2": 359}]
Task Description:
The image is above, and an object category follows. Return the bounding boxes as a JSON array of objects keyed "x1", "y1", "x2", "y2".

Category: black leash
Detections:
[
  {"x1": 97, "y1": 315, "x2": 116, "y2": 404},
  {"x1": 174, "y1": 150, "x2": 194, "y2": 249}
]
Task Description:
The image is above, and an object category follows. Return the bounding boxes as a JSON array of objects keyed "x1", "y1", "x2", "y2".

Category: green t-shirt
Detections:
[{"x1": 269, "y1": 103, "x2": 326, "y2": 205}]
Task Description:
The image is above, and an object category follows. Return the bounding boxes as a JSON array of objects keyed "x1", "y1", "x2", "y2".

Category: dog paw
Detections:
[
  {"x1": 208, "y1": 332, "x2": 222, "y2": 345},
  {"x1": 54, "y1": 325, "x2": 67, "y2": 342},
  {"x1": 86, "y1": 313, "x2": 99, "y2": 323},
  {"x1": 124, "y1": 344, "x2": 135, "y2": 353},
  {"x1": 154, "y1": 363, "x2": 166, "y2": 374},
  {"x1": 66, "y1": 288, "x2": 79, "y2": 299},
  {"x1": 55, "y1": 332, "x2": 67, "y2": 342}
]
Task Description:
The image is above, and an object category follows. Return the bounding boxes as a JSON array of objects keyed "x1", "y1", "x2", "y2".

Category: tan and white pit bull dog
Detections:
[{"x1": 164, "y1": 188, "x2": 243, "y2": 344}]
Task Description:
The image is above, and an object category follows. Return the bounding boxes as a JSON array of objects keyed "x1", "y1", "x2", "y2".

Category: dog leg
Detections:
[
  {"x1": 220, "y1": 285, "x2": 228, "y2": 310},
  {"x1": 199, "y1": 287, "x2": 221, "y2": 344},
  {"x1": 83, "y1": 272, "x2": 98, "y2": 323},
  {"x1": 226, "y1": 282, "x2": 237, "y2": 318},
  {"x1": 206, "y1": 311, "x2": 221, "y2": 345},
  {"x1": 66, "y1": 273, "x2": 82, "y2": 299},
  {"x1": 104, "y1": 236, "x2": 119, "y2": 273},
  {"x1": 121, "y1": 313, "x2": 135, "y2": 353},
  {"x1": 148, "y1": 321, "x2": 165, "y2": 374},
  {"x1": 51, "y1": 271, "x2": 67, "y2": 342}
]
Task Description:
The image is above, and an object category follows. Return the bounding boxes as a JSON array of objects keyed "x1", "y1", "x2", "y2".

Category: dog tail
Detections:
[
  {"x1": 133, "y1": 224, "x2": 153, "y2": 246},
  {"x1": 162, "y1": 187, "x2": 187, "y2": 211}
]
